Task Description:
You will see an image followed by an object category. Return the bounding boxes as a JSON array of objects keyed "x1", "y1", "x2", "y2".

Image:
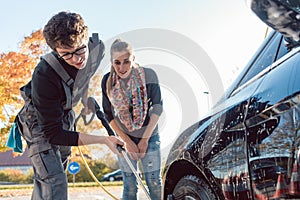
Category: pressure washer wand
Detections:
[{"x1": 87, "y1": 97, "x2": 151, "y2": 200}]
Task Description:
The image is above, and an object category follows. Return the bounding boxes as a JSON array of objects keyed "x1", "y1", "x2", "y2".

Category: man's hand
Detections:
[{"x1": 105, "y1": 136, "x2": 125, "y2": 156}]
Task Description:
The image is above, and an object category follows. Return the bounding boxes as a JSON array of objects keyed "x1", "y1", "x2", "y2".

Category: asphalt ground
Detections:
[{"x1": 0, "y1": 185, "x2": 148, "y2": 200}]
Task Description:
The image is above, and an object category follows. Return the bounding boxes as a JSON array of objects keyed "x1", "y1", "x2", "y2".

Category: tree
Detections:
[{"x1": 0, "y1": 29, "x2": 47, "y2": 151}]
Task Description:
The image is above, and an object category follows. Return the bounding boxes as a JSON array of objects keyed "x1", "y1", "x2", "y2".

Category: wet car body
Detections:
[{"x1": 163, "y1": 0, "x2": 300, "y2": 199}]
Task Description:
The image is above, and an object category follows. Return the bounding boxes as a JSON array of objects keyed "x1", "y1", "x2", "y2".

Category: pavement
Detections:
[{"x1": 0, "y1": 185, "x2": 148, "y2": 200}]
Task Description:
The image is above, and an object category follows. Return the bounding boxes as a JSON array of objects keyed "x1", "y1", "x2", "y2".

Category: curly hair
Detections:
[{"x1": 43, "y1": 11, "x2": 88, "y2": 51}]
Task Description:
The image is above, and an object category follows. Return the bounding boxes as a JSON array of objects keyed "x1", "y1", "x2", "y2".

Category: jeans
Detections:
[{"x1": 118, "y1": 134, "x2": 162, "y2": 200}]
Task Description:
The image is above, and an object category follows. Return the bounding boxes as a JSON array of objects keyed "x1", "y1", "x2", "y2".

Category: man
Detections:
[{"x1": 24, "y1": 11, "x2": 124, "y2": 199}]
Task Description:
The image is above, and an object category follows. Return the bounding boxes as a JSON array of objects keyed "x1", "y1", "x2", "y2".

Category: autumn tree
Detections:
[{"x1": 0, "y1": 29, "x2": 47, "y2": 151}]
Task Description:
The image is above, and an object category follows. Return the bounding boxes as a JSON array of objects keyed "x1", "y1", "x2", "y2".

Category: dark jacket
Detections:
[{"x1": 30, "y1": 37, "x2": 104, "y2": 146}]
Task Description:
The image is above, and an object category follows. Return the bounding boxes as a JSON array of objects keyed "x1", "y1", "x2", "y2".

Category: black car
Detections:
[
  {"x1": 250, "y1": 156, "x2": 288, "y2": 183},
  {"x1": 102, "y1": 169, "x2": 122, "y2": 182},
  {"x1": 163, "y1": 0, "x2": 300, "y2": 199}
]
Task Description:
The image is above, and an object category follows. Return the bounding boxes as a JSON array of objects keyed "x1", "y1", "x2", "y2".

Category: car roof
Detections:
[{"x1": 104, "y1": 169, "x2": 121, "y2": 176}]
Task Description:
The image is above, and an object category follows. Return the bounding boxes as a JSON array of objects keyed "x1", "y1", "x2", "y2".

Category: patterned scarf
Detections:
[{"x1": 110, "y1": 66, "x2": 148, "y2": 132}]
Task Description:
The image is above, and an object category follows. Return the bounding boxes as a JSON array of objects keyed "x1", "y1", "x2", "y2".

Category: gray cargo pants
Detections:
[{"x1": 30, "y1": 145, "x2": 71, "y2": 200}]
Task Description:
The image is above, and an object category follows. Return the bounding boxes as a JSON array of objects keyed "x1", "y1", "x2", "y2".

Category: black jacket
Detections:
[{"x1": 31, "y1": 37, "x2": 104, "y2": 146}]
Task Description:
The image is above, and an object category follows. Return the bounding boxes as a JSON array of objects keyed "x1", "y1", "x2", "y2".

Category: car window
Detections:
[
  {"x1": 238, "y1": 33, "x2": 282, "y2": 87},
  {"x1": 276, "y1": 36, "x2": 290, "y2": 60}
]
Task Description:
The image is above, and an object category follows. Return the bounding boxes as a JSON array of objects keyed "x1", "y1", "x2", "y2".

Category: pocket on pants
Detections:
[{"x1": 31, "y1": 149, "x2": 64, "y2": 180}]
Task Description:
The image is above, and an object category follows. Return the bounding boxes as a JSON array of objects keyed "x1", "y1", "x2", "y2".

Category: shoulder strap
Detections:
[
  {"x1": 88, "y1": 33, "x2": 102, "y2": 69},
  {"x1": 42, "y1": 53, "x2": 74, "y2": 87},
  {"x1": 92, "y1": 33, "x2": 99, "y2": 44},
  {"x1": 42, "y1": 53, "x2": 73, "y2": 110}
]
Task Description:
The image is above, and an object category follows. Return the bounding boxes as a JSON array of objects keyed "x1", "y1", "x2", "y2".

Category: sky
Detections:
[{"x1": 1, "y1": 0, "x2": 268, "y2": 155}]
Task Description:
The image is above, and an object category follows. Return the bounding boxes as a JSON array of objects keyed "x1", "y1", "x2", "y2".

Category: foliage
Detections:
[
  {"x1": 0, "y1": 29, "x2": 47, "y2": 152},
  {"x1": 0, "y1": 29, "x2": 47, "y2": 116},
  {"x1": 0, "y1": 125, "x2": 12, "y2": 152},
  {"x1": 0, "y1": 157, "x2": 117, "y2": 184},
  {"x1": 0, "y1": 168, "x2": 33, "y2": 184}
]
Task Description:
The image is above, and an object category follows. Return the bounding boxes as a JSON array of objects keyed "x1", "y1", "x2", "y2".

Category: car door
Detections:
[
  {"x1": 201, "y1": 31, "x2": 288, "y2": 200},
  {"x1": 245, "y1": 37, "x2": 300, "y2": 199}
]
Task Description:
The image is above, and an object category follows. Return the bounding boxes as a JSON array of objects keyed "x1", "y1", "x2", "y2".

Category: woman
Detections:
[{"x1": 101, "y1": 38, "x2": 163, "y2": 200}]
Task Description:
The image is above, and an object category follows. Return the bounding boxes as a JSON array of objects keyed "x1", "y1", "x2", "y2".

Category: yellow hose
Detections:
[{"x1": 78, "y1": 146, "x2": 120, "y2": 200}]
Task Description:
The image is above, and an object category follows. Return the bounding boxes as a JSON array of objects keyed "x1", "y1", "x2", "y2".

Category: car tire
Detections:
[
  {"x1": 109, "y1": 176, "x2": 115, "y2": 182},
  {"x1": 171, "y1": 175, "x2": 217, "y2": 200}
]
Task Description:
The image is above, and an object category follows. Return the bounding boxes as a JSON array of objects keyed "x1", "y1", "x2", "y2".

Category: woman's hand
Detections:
[
  {"x1": 125, "y1": 139, "x2": 140, "y2": 160},
  {"x1": 138, "y1": 138, "x2": 149, "y2": 159}
]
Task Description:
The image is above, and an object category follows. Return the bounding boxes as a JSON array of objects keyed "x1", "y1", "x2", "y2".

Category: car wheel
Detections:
[
  {"x1": 109, "y1": 176, "x2": 115, "y2": 182},
  {"x1": 171, "y1": 175, "x2": 217, "y2": 200}
]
